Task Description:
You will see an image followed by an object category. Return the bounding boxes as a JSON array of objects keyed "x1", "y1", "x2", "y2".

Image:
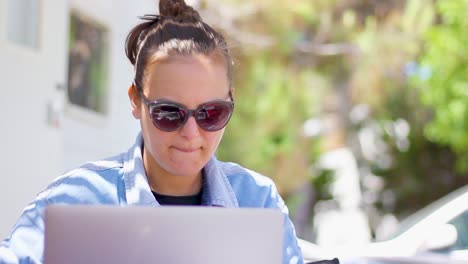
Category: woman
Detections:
[{"x1": 0, "y1": 0, "x2": 304, "y2": 263}]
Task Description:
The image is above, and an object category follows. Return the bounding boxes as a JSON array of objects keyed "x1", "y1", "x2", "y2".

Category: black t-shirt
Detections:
[{"x1": 152, "y1": 190, "x2": 203, "y2": 206}]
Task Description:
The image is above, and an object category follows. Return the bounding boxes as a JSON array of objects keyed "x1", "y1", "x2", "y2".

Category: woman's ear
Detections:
[
  {"x1": 128, "y1": 84, "x2": 142, "y2": 119},
  {"x1": 229, "y1": 87, "x2": 235, "y2": 99}
]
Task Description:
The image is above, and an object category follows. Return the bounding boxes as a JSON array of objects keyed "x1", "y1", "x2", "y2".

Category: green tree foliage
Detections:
[
  {"x1": 415, "y1": 0, "x2": 468, "y2": 172},
  {"x1": 215, "y1": 0, "x2": 333, "y2": 194},
  {"x1": 335, "y1": 0, "x2": 467, "y2": 215},
  {"x1": 210, "y1": 0, "x2": 467, "y2": 223}
]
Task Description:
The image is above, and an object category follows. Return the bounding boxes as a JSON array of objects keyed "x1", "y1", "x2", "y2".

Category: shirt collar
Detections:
[
  {"x1": 123, "y1": 133, "x2": 159, "y2": 206},
  {"x1": 123, "y1": 133, "x2": 238, "y2": 208},
  {"x1": 202, "y1": 157, "x2": 239, "y2": 208}
]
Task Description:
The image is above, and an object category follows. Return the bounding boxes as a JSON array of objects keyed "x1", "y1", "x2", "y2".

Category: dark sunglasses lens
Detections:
[
  {"x1": 151, "y1": 104, "x2": 185, "y2": 131},
  {"x1": 197, "y1": 102, "x2": 233, "y2": 131}
]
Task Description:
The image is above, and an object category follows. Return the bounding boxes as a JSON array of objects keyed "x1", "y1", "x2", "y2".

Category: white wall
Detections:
[
  {"x1": 0, "y1": 0, "x2": 68, "y2": 240},
  {"x1": 0, "y1": 0, "x2": 155, "y2": 239}
]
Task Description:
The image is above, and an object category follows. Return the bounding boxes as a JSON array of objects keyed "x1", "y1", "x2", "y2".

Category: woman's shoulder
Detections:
[
  {"x1": 217, "y1": 160, "x2": 275, "y2": 186},
  {"x1": 38, "y1": 153, "x2": 126, "y2": 204},
  {"x1": 215, "y1": 160, "x2": 283, "y2": 208}
]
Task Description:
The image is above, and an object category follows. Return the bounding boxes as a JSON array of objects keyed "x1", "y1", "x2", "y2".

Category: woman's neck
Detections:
[{"x1": 142, "y1": 149, "x2": 203, "y2": 196}]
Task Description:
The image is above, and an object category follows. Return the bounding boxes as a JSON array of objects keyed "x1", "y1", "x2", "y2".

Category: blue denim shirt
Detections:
[{"x1": 0, "y1": 133, "x2": 303, "y2": 264}]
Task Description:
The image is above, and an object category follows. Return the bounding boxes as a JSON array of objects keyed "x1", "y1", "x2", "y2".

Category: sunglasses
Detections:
[{"x1": 138, "y1": 89, "x2": 235, "y2": 132}]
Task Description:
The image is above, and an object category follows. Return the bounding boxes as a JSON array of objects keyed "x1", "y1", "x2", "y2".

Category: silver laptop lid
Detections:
[{"x1": 44, "y1": 205, "x2": 283, "y2": 264}]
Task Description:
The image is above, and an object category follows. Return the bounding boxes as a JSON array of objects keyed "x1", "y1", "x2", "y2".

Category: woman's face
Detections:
[{"x1": 131, "y1": 54, "x2": 231, "y2": 178}]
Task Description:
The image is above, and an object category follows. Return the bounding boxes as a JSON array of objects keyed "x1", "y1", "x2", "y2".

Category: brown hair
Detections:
[{"x1": 125, "y1": 0, "x2": 233, "y2": 91}]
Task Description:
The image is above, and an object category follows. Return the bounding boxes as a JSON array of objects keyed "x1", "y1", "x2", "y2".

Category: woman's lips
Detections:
[{"x1": 172, "y1": 146, "x2": 200, "y2": 153}]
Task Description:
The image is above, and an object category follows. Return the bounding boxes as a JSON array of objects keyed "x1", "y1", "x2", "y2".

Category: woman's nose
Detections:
[{"x1": 179, "y1": 116, "x2": 201, "y2": 139}]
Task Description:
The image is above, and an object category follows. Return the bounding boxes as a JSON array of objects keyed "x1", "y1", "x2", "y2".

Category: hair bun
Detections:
[{"x1": 159, "y1": 0, "x2": 201, "y2": 20}]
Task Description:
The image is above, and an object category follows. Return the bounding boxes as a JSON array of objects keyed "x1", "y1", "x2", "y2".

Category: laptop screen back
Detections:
[{"x1": 44, "y1": 205, "x2": 283, "y2": 264}]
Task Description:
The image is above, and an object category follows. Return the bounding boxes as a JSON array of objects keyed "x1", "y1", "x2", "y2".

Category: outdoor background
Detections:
[
  {"x1": 207, "y1": 0, "x2": 468, "y2": 244},
  {"x1": 1, "y1": 0, "x2": 467, "y2": 246}
]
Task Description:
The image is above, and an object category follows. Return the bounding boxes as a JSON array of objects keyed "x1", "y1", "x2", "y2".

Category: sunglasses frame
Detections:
[{"x1": 135, "y1": 84, "x2": 235, "y2": 132}]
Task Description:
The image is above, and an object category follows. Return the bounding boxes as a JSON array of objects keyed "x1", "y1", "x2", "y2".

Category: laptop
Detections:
[{"x1": 44, "y1": 205, "x2": 283, "y2": 264}]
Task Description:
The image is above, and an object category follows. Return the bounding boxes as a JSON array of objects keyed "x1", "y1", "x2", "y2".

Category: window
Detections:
[
  {"x1": 67, "y1": 12, "x2": 109, "y2": 114},
  {"x1": 7, "y1": 0, "x2": 40, "y2": 48},
  {"x1": 449, "y1": 210, "x2": 468, "y2": 250}
]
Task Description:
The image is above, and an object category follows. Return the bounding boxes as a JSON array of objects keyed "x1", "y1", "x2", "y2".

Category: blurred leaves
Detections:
[
  {"x1": 209, "y1": 0, "x2": 467, "y2": 219},
  {"x1": 414, "y1": 0, "x2": 468, "y2": 172}
]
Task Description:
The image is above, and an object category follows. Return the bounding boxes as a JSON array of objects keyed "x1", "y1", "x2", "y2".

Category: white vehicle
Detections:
[{"x1": 300, "y1": 185, "x2": 468, "y2": 264}]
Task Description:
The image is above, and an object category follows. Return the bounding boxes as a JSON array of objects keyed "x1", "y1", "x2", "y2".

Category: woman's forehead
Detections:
[
  {"x1": 143, "y1": 54, "x2": 229, "y2": 98},
  {"x1": 145, "y1": 53, "x2": 228, "y2": 81}
]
